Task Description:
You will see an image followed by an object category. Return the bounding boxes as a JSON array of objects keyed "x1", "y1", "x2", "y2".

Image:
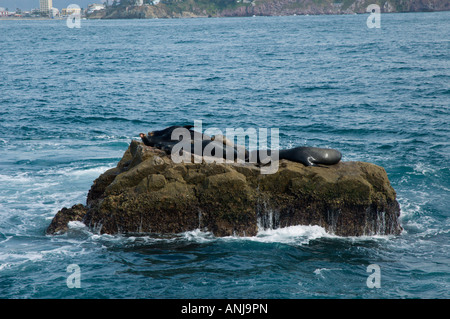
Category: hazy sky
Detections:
[{"x1": 0, "y1": 0, "x2": 104, "y2": 10}]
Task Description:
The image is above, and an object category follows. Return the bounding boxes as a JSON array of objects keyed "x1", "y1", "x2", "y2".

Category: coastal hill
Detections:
[{"x1": 88, "y1": 0, "x2": 450, "y2": 19}]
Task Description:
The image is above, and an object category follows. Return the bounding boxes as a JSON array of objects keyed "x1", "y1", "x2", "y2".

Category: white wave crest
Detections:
[
  {"x1": 249, "y1": 225, "x2": 334, "y2": 244},
  {"x1": 0, "y1": 173, "x2": 32, "y2": 183},
  {"x1": 179, "y1": 225, "x2": 336, "y2": 245}
]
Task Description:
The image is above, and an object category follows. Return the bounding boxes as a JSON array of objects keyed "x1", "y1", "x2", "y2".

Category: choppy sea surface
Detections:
[{"x1": 0, "y1": 12, "x2": 449, "y2": 299}]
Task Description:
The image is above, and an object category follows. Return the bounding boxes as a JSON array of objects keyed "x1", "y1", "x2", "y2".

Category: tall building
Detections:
[{"x1": 39, "y1": 0, "x2": 53, "y2": 16}]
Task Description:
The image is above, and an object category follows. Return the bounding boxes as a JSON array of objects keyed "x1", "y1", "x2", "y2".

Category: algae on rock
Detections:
[{"x1": 47, "y1": 140, "x2": 402, "y2": 237}]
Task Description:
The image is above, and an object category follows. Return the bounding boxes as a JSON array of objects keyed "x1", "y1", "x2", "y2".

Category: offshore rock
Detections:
[{"x1": 47, "y1": 140, "x2": 402, "y2": 237}]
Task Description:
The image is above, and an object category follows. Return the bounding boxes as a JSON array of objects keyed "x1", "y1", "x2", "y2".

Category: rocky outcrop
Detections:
[
  {"x1": 88, "y1": 4, "x2": 204, "y2": 19},
  {"x1": 88, "y1": 1, "x2": 450, "y2": 19},
  {"x1": 46, "y1": 204, "x2": 87, "y2": 235},
  {"x1": 219, "y1": 0, "x2": 450, "y2": 16},
  {"x1": 47, "y1": 140, "x2": 402, "y2": 237}
]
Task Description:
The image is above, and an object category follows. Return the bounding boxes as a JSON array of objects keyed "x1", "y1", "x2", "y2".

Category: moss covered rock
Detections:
[{"x1": 47, "y1": 140, "x2": 402, "y2": 237}]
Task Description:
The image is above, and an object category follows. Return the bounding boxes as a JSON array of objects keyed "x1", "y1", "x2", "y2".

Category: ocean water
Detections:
[{"x1": 0, "y1": 12, "x2": 449, "y2": 299}]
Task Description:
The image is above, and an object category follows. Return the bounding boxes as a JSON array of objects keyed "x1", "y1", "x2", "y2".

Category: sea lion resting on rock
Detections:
[
  {"x1": 211, "y1": 134, "x2": 341, "y2": 167},
  {"x1": 140, "y1": 126, "x2": 341, "y2": 167},
  {"x1": 140, "y1": 125, "x2": 201, "y2": 147},
  {"x1": 140, "y1": 133, "x2": 241, "y2": 162},
  {"x1": 248, "y1": 147, "x2": 342, "y2": 167},
  {"x1": 140, "y1": 126, "x2": 242, "y2": 161}
]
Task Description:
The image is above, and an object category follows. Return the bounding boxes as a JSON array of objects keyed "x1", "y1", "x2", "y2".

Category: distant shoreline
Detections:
[
  {"x1": 1, "y1": 9, "x2": 448, "y2": 22},
  {"x1": 0, "y1": 16, "x2": 65, "y2": 20},
  {"x1": 85, "y1": 0, "x2": 450, "y2": 20},
  {"x1": 1, "y1": 0, "x2": 449, "y2": 21}
]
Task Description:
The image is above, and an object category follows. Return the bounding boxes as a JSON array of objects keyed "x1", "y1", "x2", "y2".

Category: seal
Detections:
[
  {"x1": 166, "y1": 139, "x2": 240, "y2": 161},
  {"x1": 248, "y1": 147, "x2": 341, "y2": 166},
  {"x1": 279, "y1": 147, "x2": 342, "y2": 166},
  {"x1": 141, "y1": 126, "x2": 342, "y2": 166},
  {"x1": 139, "y1": 133, "x2": 155, "y2": 146},
  {"x1": 148, "y1": 125, "x2": 194, "y2": 138},
  {"x1": 212, "y1": 134, "x2": 249, "y2": 161},
  {"x1": 140, "y1": 131, "x2": 241, "y2": 162},
  {"x1": 140, "y1": 126, "x2": 193, "y2": 147},
  {"x1": 143, "y1": 125, "x2": 211, "y2": 146}
]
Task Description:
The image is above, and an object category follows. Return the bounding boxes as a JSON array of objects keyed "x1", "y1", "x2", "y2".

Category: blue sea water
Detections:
[{"x1": 0, "y1": 12, "x2": 449, "y2": 299}]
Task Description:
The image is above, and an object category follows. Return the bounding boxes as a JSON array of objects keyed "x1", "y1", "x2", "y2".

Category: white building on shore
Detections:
[
  {"x1": 39, "y1": 0, "x2": 53, "y2": 16},
  {"x1": 50, "y1": 7, "x2": 59, "y2": 17},
  {"x1": 87, "y1": 3, "x2": 105, "y2": 14}
]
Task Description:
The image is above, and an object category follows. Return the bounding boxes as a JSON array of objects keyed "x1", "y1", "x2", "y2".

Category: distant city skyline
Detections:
[{"x1": 0, "y1": 0, "x2": 105, "y2": 10}]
